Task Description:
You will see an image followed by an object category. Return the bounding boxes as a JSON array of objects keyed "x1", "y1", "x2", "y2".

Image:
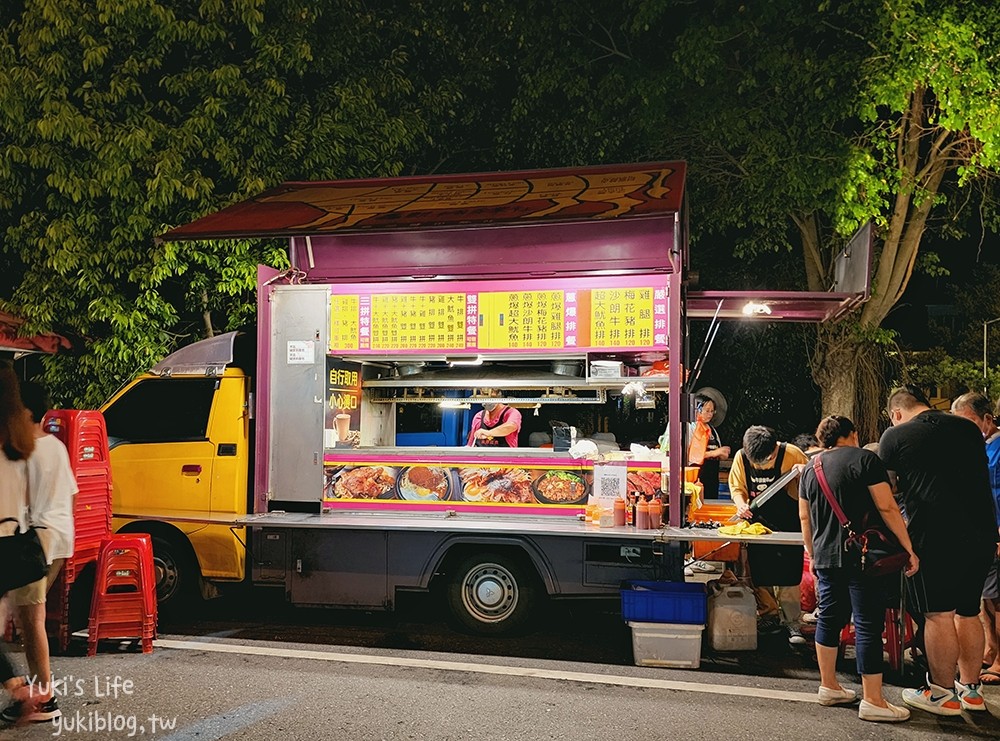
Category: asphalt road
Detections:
[{"x1": 1, "y1": 588, "x2": 998, "y2": 740}]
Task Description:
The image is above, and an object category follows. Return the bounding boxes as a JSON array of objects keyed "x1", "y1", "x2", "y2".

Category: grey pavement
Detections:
[{"x1": 1, "y1": 634, "x2": 999, "y2": 741}]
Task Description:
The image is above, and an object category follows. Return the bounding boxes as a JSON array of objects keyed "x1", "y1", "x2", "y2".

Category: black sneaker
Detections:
[
  {"x1": 0, "y1": 702, "x2": 19, "y2": 724},
  {"x1": 0, "y1": 697, "x2": 61, "y2": 724},
  {"x1": 757, "y1": 615, "x2": 783, "y2": 635}
]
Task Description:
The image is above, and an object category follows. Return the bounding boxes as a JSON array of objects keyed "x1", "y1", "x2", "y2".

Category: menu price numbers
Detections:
[{"x1": 330, "y1": 295, "x2": 361, "y2": 351}]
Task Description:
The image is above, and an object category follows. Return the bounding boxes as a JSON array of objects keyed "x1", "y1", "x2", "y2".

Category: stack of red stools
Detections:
[
  {"x1": 88, "y1": 533, "x2": 157, "y2": 655},
  {"x1": 43, "y1": 410, "x2": 114, "y2": 652}
]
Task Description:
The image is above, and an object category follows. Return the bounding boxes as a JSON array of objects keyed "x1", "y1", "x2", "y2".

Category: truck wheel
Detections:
[
  {"x1": 151, "y1": 535, "x2": 198, "y2": 610},
  {"x1": 446, "y1": 552, "x2": 540, "y2": 635}
]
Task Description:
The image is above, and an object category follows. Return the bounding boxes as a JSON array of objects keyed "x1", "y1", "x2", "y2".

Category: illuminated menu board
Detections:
[
  {"x1": 328, "y1": 276, "x2": 668, "y2": 354},
  {"x1": 330, "y1": 294, "x2": 360, "y2": 351},
  {"x1": 479, "y1": 290, "x2": 565, "y2": 350},
  {"x1": 590, "y1": 287, "x2": 666, "y2": 347},
  {"x1": 367, "y1": 293, "x2": 467, "y2": 351}
]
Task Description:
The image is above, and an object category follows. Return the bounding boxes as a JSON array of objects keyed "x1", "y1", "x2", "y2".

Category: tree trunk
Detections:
[
  {"x1": 813, "y1": 332, "x2": 859, "y2": 416},
  {"x1": 812, "y1": 327, "x2": 889, "y2": 445}
]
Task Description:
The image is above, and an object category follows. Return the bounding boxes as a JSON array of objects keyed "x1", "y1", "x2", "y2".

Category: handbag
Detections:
[
  {"x1": 0, "y1": 460, "x2": 48, "y2": 594},
  {"x1": 812, "y1": 454, "x2": 909, "y2": 577}
]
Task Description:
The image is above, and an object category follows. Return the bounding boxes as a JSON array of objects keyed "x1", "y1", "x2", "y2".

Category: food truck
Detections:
[{"x1": 103, "y1": 162, "x2": 871, "y2": 634}]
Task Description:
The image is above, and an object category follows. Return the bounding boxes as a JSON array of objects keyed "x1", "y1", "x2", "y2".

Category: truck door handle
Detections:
[{"x1": 181, "y1": 464, "x2": 202, "y2": 475}]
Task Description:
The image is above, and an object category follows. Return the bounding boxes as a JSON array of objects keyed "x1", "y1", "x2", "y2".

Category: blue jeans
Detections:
[{"x1": 814, "y1": 567, "x2": 890, "y2": 676}]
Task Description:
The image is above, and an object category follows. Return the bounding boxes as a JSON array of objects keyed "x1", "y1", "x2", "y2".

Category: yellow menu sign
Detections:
[
  {"x1": 590, "y1": 288, "x2": 655, "y2": 347},
  {"x1": 369, "y1": 293, "x2": 466, "y2": 351},
  {"x1": 479, "y1": 290, "x2": 565, "y2": 350},
  {"x1": 330, "y1": 294, "x2": 360, "y2": 351}
]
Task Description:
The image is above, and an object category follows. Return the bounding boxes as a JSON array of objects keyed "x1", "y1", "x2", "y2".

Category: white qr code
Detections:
[{"x1": 599, "y1": 476, "x2": 621, "y2": 498}]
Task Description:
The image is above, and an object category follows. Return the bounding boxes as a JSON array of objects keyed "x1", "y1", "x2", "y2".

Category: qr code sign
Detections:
[{"x1": 592, "y1": 463, "x2": 627, "y2": 505}]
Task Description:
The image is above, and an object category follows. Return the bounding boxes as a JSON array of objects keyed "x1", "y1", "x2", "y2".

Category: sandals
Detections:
[{"x1": 980, "y1": 669, "x2": 1000, "y2": 686}]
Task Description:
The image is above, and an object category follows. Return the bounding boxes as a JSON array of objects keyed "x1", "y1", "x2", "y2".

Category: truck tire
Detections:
[
  {"x1": 151, "y1": 535, "x2": 198, "y2": 611},
  {"x1": 446, "y1": 552, "x2": 540, "y2": 635}
]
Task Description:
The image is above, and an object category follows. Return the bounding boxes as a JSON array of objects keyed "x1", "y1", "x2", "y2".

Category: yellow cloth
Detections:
[{"x1": 717, "y1": 521, "x2": 773, "y2": 536}]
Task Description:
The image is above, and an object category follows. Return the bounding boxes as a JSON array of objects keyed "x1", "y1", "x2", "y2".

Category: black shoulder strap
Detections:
[{"x1": 774, "y1": 442, "x2": 786, "y2": 470}]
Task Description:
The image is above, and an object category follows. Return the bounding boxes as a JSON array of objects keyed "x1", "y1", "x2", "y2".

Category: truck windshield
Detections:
[{"x1": 104, "y1": 378, "x2": 217, "y2": 445}]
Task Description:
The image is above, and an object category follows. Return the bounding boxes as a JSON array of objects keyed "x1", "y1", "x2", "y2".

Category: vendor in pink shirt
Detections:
[{"x1": 467, "y1": 390, "x2": 522, "y2": 447}]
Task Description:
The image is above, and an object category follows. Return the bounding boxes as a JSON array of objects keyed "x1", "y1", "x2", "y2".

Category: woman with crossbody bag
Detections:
[
  {"x1": 0, "y1": 364, "x2": 44, "y2": 724},
  {"x1": 798, "y1": 415, "x2": 919, "y2": 723}
]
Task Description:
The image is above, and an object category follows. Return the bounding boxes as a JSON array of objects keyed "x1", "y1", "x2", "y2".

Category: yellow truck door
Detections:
[{"x1": 103, "y1": 374, "x2": 247, "y2": 604}]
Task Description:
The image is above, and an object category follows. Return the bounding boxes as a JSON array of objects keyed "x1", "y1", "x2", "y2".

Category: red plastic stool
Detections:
[
  {"x1": 88, "y1": 534, "x2": 158, "y2": 655},
  {"x1": 838, "y1": 609, "x2": 915, "y2": 671}
]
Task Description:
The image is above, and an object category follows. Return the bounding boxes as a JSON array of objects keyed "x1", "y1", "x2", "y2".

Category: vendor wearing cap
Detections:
[{"x1": 467, "y1": 390, "x2": 522, "y2": 447}]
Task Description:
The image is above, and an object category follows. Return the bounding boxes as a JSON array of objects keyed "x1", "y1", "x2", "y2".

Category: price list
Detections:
[
  {"x1": 480, "y1": 290, "x2": 564, "y2": 350},
  {"x1": 590, "y1": 287, "x2": 666, "y2": 348},
  {"x1": 330, "y1": 294, "x2": 361, "y2": 351},
  {"x1": 369, "y1": 293, "x2": 467, "y2": 351}
]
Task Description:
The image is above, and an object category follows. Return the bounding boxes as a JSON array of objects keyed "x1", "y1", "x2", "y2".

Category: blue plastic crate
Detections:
[{"x1": 621, "y1": 580, "x2": 707, "y2": 625}]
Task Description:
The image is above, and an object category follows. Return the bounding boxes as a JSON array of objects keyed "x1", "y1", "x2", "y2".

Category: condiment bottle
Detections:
[
  {"x1": 613, "y1": 497, "x2": 626, "y2": 527},
  {"x1": 626, "y1": 494, "x2": 636, "y2": 526},
  {"x1": 648, "y1": 497, "x2": 663, "y2": 528},
  {"x1": 636, "y1": 499, "x2": 650, "y2": 529}
]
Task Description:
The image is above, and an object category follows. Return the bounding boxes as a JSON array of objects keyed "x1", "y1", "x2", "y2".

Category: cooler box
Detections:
[
  {"x1": 621, "y1": 580, "x2": 707, "y2": 624},
  {"x1": 628, "y1": 621, "x2": 705, "y2": 668}
]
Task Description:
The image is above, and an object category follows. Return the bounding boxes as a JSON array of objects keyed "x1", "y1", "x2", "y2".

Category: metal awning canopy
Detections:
[
  {"x1": 0, "y1": 311, "x2": 72, "y2": 355},
  {"x1": 688, "y1": 290, "x2": 866, "y2": 322},
  {"x1": 689, "y1": 222, "x2": 873, "y2": 322},
  {"x1": 159, "y1": 162, "x2": 686, "y2": 240},
  {"x1": 158, "y1": 162, "x2": 687, "y2": 281}
]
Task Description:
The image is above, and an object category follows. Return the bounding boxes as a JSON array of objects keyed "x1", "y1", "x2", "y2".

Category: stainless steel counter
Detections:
[{"x1": 235, "y1": 510, "x2": 803, "y2": 545}]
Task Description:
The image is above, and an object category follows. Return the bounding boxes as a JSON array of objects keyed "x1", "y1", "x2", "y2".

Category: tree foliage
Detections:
[
  {"x1": 3, "y1": 0, "x2": 1000, "y2": 421},
  {"x1": 0, "y1": 0, "x2": 464, "y2": 405}
]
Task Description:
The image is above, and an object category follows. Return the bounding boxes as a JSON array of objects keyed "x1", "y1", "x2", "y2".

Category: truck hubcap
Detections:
[
  {"x1": 154, "y1": 554, "x2": 178, "y2": 600},
  {"x1": 461, "y1": 563, "x2": 518, "y2": 623}
]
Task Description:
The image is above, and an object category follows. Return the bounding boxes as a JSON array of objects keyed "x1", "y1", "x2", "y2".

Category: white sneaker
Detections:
[
  {"x1": 801, "y1": 609, "x2": 819, "y2": 624},
  {"x1": 859, "y1": 699, "x2": 909, "y2": 722},
  {"x1": 954, "y1": 680, "x2": 987, "y2": 712},
  {"x1": 787, "y1": 626, "x2": 807, "y2": 646},
  {"x1": 688, "y1": 561, "x2": 719, "y2": 573},
  {"x1": 817, "y1": 686, "x2": 858, "y2": 706},
  {"x1": 901, "y1": 681, "x2": 962, "y2": 716}
]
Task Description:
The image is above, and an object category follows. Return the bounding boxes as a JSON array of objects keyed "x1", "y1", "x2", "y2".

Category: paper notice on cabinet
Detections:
[{"x1": 287, "y1": 340, "x2": 315, "y2": 364}]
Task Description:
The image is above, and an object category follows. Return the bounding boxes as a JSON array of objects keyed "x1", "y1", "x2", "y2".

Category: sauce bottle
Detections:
[
  {"x1": 636, "y1": 499, "x2": 650, "y2": 529},
  {"x1": 613, "y1": 497, "x2": 626, "y2": 526},
  {"x1": 626, "y1": 494, "x2": 636, "y2": 526},
  {"x1": 648, "y1": 497, "x2": 663, "y2": 528}
]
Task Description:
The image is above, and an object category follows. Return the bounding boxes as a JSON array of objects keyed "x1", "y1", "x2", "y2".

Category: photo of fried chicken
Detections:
[{"x1": 331, "y1": 466, "x2": 397, "y2": 499}]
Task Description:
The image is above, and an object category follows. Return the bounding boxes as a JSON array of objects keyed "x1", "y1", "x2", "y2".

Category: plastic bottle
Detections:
[
  {"x1": 648, "y1": 497, "x2": 663, "y2": 528},
  {"x1": 626, "y1": 494, "x2": 636, "y2": 526},
  {"x1": 613, "y1": 497, "x2": 626, "y2": 527},
  {"x1": 636, "y1": 499, "x2": 650, "y2": 529}
]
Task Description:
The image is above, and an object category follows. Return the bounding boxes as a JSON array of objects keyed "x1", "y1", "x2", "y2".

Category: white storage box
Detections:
[
  {"x1": 628, "y1": 621, "x2": 704, "y2": 668},
  {"x1": 590, "y1": 360, "x2": 624, "y2": 378}
]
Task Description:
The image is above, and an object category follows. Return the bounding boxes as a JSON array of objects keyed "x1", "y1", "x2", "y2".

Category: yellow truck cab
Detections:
[{"x1": 101, "y1": 332, "x2": 252, "y2": 605}]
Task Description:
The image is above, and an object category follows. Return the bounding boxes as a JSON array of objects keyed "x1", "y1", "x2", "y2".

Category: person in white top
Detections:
[
  {"x1": 0, "y1": 365, "x2": 43, "y2": 724},
  {"x1": 2, "y1": 381, "x2": 77, "y2": 725}
]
